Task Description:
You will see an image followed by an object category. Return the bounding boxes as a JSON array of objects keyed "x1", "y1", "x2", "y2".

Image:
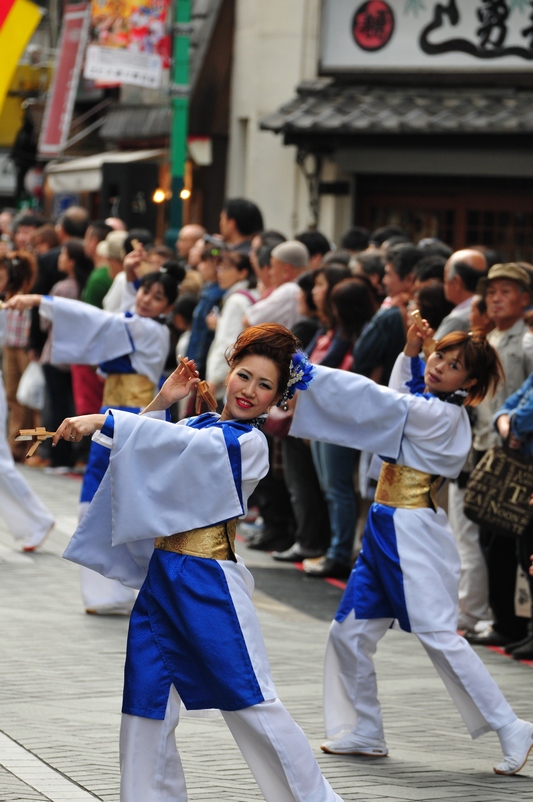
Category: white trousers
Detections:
[
  {"x1": 78, "y1": 500, "x2": 137, "y2": 613},
  {"x1": 79, "y1": 566, "x2": 138, "y2": 613},
  {"x1": 447, "y1": 482, "x2": 490, "y2": 622},
  {"x1": 120, "y1": 686, "x2": 343, "y2": 802},
  {"x1": 324, "y1": 614, "x2": 516, "y2": 742},
  {"x1": 0, "y1": 377, "x2": 54, "y2": 542}
]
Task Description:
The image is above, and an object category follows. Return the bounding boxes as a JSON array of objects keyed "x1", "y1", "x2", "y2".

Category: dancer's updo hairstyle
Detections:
[
  {"x1": 434, "y1": 329, "x2": 503, "y2": 406},
  {"x1": 226, "y1": 324, "x2": 300, "y2": 396}
]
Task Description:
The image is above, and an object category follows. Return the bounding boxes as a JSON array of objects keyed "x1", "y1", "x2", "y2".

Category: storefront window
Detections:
[{"x1": 359, "y1": 175, "x2": 533, "y2": 261}]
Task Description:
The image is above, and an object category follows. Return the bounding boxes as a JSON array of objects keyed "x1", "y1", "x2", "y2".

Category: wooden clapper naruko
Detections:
[
  {"x1": 177, "y1": 356, "x2": 218, "y2": 414},
  {"x1": 16, "y1": 428, "x2": 57, "y2": 458}
]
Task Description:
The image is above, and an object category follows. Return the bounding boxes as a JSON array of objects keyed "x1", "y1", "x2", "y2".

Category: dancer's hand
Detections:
[
  {"x1": 53, "y1": 414, "x2": 107, "y2": 445},
  {"x1": 123, "y1": 249, "x2": 144, "y2": 281},
  {"x1": 142, "y1": 359, "x2": 200, "y2": 413},
  {"x1": 5, "y1": 294, "x2": 42, "y2": 311},
  {"x1": 162, "y1": 359, "x2": 200, "y2": 403},
  {"x1": 404, "y1": 317, "x2": 433, "y2": 357}
]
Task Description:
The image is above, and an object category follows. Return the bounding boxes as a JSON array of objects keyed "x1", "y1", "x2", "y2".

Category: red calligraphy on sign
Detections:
[{"x1": 352, "y1": 0, "x2": 394, "y2": 52}]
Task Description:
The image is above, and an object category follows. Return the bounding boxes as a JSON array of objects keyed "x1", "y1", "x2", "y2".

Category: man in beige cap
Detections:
[
  {"x1": 243, "y1": 240, "x2": 309, "y2": 330},
  {"x1": 466, "y1": 262, "x2": 533, "y2": 648}
]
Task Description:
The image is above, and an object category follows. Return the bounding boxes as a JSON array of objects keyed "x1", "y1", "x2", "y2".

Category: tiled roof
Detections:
[{"x1": 260, "y1": 78, "x2": 533, "y2": 135}]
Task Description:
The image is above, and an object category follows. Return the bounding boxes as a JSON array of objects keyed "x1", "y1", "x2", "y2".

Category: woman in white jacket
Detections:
[{"x1": 206, "y1": 250, "x2": 257, "y2": 404}]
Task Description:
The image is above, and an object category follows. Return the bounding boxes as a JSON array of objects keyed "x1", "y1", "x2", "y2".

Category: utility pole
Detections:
[{"x1": 169, "y1": 0, "x2": 191, "y2": 232}]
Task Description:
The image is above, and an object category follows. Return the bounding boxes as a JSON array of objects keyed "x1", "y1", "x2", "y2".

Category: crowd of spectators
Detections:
[{"x1": 1, "y1": 197, "x2": 533, "y2": 659}]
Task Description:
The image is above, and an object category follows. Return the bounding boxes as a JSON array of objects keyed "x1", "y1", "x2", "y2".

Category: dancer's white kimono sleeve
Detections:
[
  {"x1": 39, "y1": 296, "x2": 169, "y2": 384},
  {"x1": 291, "y1": 359, "x2": 471, "y2": 478},
  {"x1": 40, "y1": 296, "x2": 132, "y2": 364},
  {"x1": 63, "y1": 411, "x2": 268, "y2": 588},
  {"x1": 290, "y1": 364, "x2": 410, "y2": 459}
]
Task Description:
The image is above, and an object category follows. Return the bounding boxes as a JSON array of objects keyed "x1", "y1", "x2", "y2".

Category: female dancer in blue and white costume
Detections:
[
  {"x1": 0, "y1": 254, "x2": 55, "y2": 551},
  {"x1": 7, "y1": 271, "x2": 176, "y2": 613},
  {"x1": 53, "y1": 324, "x2": 344, "y2": 802},
  {"x1": 291, "y1": 319, "x2": 533, "y2": 777}
]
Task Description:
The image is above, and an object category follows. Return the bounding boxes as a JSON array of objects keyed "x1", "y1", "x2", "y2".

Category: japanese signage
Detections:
[
  {"x1": 83, "y1": 0, "x2": 170, "y2": 88},
  {"x1": 320, "y1": 0, "x2": 533, "y2": 71},
  {"x1": 39, "y1": 4, "x2": 90, "y2": 157}
]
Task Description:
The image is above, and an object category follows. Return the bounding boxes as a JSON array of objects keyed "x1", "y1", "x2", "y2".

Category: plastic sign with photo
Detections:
[{"x1": 83, "y1": 0, "x2": 170, "y2": 88}]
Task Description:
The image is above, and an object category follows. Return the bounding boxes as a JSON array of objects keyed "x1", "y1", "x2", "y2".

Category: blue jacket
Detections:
[
  {"x1": 186, "y1": 281, "x2": 224, "y2": 378},
  {"x1": 494, "y1": 373, "x2": 533, "y2": 458}
]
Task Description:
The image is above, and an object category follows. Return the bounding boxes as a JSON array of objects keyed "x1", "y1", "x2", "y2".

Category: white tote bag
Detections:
[{"x1": 16, "y1": 361, "x2": 46, "y2": 410}]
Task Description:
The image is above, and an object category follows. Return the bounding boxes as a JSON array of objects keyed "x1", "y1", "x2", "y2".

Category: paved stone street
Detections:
[{"x1": 0, "y1": 465, "x2": 532, "y2": 802}]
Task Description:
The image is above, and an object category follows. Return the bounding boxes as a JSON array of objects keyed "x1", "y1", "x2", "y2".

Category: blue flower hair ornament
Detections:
[{"x1": 277, "y1": 350, "x2": 316, "y2": 409}]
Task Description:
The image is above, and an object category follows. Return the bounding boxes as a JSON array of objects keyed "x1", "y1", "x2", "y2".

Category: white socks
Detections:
[{"x1": 495, "y1": 719, "x2": 533, "y2": 775}]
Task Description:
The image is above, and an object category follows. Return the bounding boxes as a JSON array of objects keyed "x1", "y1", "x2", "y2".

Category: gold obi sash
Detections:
[
  {"x1": 154, "y1": 519, "x2": 237, "y2": 562},
  {"x1": 375, "y1": 463, "x2": 441, "y2": 512},
  {"x1": 103, "y1": 373, "x2": 155, "y2": 408}
]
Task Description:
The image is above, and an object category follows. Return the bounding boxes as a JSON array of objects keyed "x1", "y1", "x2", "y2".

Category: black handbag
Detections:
[{"x1": 463, "y1": 446, "x2": 533, "y2": 538}]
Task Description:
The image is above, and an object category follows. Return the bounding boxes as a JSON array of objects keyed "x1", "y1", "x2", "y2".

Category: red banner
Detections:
[
  {"x1": 0, "y1": 0, "x2": 17, "y2": 28},
  {"x1": 39, "y1": 4, "x2": 90, "y2": 157}
]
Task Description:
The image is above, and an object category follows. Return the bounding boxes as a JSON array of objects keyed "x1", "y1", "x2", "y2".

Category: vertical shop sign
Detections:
[{"x1": 39, "y1": 4, "x2": 90, "y2": 157}]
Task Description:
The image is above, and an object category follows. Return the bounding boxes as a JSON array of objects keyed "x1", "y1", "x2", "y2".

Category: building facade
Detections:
[{"x1": 234, "y1": 0, "x2": 533, "y2": 255}]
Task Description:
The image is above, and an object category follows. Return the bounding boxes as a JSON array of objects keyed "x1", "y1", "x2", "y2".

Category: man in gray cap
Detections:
[
  {"x1": 466, "y1": 262, "x2": 533, "y2": 648},
  {"x1": 243, "y1": 240, "x2": 309, "y2": 330}
]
